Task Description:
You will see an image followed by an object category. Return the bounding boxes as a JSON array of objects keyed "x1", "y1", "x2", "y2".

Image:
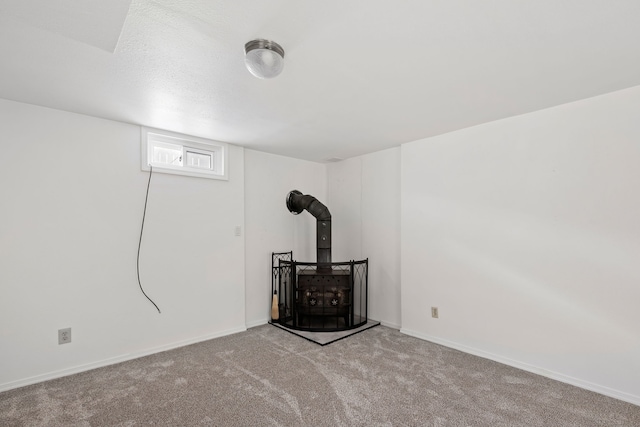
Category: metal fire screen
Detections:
[{"x1": 272, "y1": 252, "x2": 368, "y2": 332}]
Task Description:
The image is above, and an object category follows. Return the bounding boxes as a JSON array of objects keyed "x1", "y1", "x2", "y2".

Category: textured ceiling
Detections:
[
  {"x1": 1, "y1": 0, "x2": 640, "y2": 162},
  {"x1": 0, "y1": 0, "x2": 132, "y2": 52}
]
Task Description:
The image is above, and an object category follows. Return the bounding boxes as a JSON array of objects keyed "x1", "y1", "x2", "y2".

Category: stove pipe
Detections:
[{"x1": 286, "y1": 190, "x2": 331, "y2": 270}]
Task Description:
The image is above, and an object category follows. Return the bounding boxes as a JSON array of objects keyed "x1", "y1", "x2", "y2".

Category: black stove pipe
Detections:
[{"x1": 286, "y1": 190, "x2": 331, "y2": 271}]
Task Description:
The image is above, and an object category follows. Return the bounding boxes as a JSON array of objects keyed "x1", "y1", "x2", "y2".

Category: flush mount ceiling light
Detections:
[{"x1": 244, "y1": 39, "x2": 285, "y2": 79}]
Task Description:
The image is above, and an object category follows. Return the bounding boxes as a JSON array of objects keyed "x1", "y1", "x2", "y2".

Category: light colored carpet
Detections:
[{"x1": 1, "y1": 325, "x2": 638, "y2": 426}]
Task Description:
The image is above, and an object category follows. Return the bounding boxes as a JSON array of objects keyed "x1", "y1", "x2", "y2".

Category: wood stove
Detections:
[{"x1": 271, "y1": 190, "x2": 369, "y2": 332}]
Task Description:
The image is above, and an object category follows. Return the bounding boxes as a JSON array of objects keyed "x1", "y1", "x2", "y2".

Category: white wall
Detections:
[
  {"x1": 362, "y1": 149, "x2": 401, "y2": 329},
  {"x1": 400, "y1": 86, "x2": 640, "y2": 404},
  {"x1": 327, "y1": 149, "x2": 402, "y2": 328},
  {"x1": 0, "y1": 99, "x2": 246, "y2": 391},
  {"x1": 244, "y1": 150, "x2": 326, "y2": 327},
  {"x1": 327, "y1": 158, "x2": 363, "y2": 261}
]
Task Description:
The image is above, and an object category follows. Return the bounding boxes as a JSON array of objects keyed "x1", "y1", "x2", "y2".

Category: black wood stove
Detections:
[{"x1": 271, "y1": 190, "x2": 368, "y2": 332}]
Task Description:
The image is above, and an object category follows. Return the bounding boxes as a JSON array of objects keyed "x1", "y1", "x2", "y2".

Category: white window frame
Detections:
[{"x1": 141, "y1": 127, "x2": 228, "y2": 180}]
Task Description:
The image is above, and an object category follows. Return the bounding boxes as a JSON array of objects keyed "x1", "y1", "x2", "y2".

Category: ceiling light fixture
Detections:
[{"x1": 244, "y1": 39, "x2": 285, "y2": 79}]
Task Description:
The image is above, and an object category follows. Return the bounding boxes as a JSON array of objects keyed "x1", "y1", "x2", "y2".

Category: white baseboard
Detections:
[
  {"x1": 367, "y1": 318, "x2": 401, "y2": 330},
  {"x1": 0, "y1": 326, "x2": 247, "y2": 393},
  {"x1": 400, "y1": 328, "x2": 640, "y2": 407},
  {"x1": 246, "y1": 318, "x2": 269, "y2": 329},
  {"x1": 379, "y1": 320, "x2": 401, "y2": 330}
]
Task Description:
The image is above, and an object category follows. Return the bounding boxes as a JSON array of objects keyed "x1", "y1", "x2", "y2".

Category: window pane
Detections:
[
  {"x1": 152, "y1": 143, "x2": 183, "y2": 166},
  {"x1": 186, "y1": 150, "x2": 212, "y2": 170}
]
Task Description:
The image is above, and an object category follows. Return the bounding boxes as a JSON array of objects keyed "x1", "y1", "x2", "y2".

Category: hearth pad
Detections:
[{"x1": 269, "y1": 320, "x2": 380, "y2": 346}]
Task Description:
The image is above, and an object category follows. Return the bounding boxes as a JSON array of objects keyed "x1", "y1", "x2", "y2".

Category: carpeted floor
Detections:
[{"x1": 1, "y1": 325, "x2": 639, "y2": 426}]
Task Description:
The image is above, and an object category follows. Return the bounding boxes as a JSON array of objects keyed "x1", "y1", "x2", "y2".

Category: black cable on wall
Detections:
[{"x1": 137, "y1": 165, "x2": 161, "y2": 314}]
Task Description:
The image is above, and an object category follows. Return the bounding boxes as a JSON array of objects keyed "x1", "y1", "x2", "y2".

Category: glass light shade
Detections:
[{"x1": 244, "y1": 39, "x2": 285, "y2": 79}]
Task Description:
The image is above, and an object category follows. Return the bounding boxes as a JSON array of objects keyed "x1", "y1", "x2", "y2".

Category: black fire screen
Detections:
[{"x1": 272, "y1": 252, "x2": 368, "y2": 332}]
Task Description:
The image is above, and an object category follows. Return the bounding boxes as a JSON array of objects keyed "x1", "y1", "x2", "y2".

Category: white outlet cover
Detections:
[{"x1": 58, "y1": 328, "x2": 72, "y2": 344}]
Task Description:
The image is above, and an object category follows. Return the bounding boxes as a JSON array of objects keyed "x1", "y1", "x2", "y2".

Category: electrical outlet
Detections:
[
  {"x1": 58, "y1": 328, "x2": 71, "y2": 345},
  {"x1": 431, "y1": 307, "x2": 439, "y2": 318}
]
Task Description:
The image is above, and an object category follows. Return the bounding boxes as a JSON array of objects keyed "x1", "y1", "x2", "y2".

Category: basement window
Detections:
[{"x1": 141, "y1": 128, "x2": 228, "y2": 180}]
